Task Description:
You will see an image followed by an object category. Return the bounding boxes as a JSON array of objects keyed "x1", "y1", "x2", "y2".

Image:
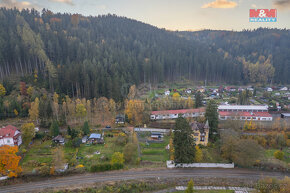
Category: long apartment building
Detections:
[
  {"x1": 218, "y1": 105, "x2": 272, "y2": 121},
  {"x1": 150, "y1": 108, "x2": 205, "y2": 120}
]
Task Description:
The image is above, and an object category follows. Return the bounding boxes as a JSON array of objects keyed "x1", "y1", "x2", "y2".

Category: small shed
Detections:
[
  {"x1": 115, "y1": 114, "x2": 125, "y2": 124},
  {"x1": 82, "y1": 136, "x2": 88, "y2": 143},
  {"x1": 52, "y1": 135, "x2": 65, "y2": 145},
  {"x1": 281, "y1": 113, "x2": 290, "y2": 119},
  {"x1": 88, "y1": 133, "x2": 104, "y2": 144},
  {"x1": 151, "y1": 132, "x2": 163, "y2": 140}
]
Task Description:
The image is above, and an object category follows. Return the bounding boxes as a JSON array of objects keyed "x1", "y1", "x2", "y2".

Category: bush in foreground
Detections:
[
  {"x1": 274, "y1": 150, "x2": 284, "y2": 160},
  {"x1": 90, "y1": 163, "x2": 124, "y2": 172}
]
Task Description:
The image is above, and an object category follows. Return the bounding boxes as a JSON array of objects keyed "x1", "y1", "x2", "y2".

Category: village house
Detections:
[
  {"x1": 150, "y1": 132, "x2": 163, "y2": 141},
  {"x1": 0, "y1": 125, "x2": 22, "y2": 147},
  {"x1": 164, "y1": 90, "x2": 170, "y2": 96},
  {"x1": 150, "y1": 108, "x2": 205, "y2": 120},
  {"x1": 266, "y1": 87, "x2": 273, "y2": 92},
  {"x1": 197, "y1": 87, "x2": 205, "y2": 93},
  {"x1": 88, "y1": 133, "x2": 104, "y2": 144},
  {"x1": 247, "y1": 87, "x2": 254, "y2": 91},
  {"x1": 115, "y1": 114, "x2": 125, "y2": 124},
  {"x1": 280, "y1": 87, "x2": 288, "y2": 91},
  {"x1": 52, "y1": 135, "x2": 65, "y2": 145},
  {"x1": 191, "y1": 120, "x2": 209, "y2": 146},
  {"x1": 218, "y1": 105, "x2": 272, "y2": 121},
  {"x1": 185, "y1": 89, "x2": 192, "y2": 94},
  {"x1": 82, "y1": 136, "x2": 89, "y2": 143}
]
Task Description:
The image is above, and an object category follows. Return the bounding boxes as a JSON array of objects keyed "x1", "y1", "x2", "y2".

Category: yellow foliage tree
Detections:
[
  {"x1": 194, "y1": 146, "x2": 203, "y2": 162},
  {"x1": 110, "y1": 152, "x2": 125, "y2": 165},
  {"x1": 29, "y1": 97, "x2": 39, "y2": 121},
  {"x1": 244, "y1": 119, "x2": 256, "y2": 130},
  {"x1": 186, "y1": 97, "x2": 194, "y2": 109},
  {"x1": 27, "y1": 86, "x2": 34, "y2": 97},
  {"x1": 124, "y1": 99, "x2": 144, "y2": 126},
  {"x1": 14, "y1": 109, "x2": 19, "y2": 116},
  {"x1": 21, "y1": 123, "x2": 36, "y2": 147},
  {"x1": 169, "y1": 137, "x2": 174, "y2": 160},
  {"x1": 0, "y1": 145, "x2": 22, "y2": 177},
  {"x1": 172, "y1": 92, "x2": 180, "y2": 99},
  {"x1": 53, "y1": 92, "x2": 59, "y2": 120},
  {"x1": 127, "y1": 85, "x2": 137, "y2": 100},
  {"x1": 76, "y1": 101, "x2": 87, "y2": 119},
  {"x1": 0, "y1": 83, "x2": 6, "y2": 96}
]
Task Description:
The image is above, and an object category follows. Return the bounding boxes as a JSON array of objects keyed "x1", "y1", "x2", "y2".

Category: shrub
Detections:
[
  {"x1": 274, "y1": 150, "x2": 284, "y2": 160},
  {"x1": 111, "y1": 163, "x2": 124, "y2": 170},
  {"x1": 110, "y1": 152, "x2": 125, "y2": 165},
  {"x1": 72, "y1": 138, "x2": 82, "y2": 148},
  {"x1": 35, "y1": 132, "x2": 45, "y2": 139},
  {"x1": 123, "y1": 143, "x2": 137, "y2": 163},
  {"x1": 186, "y1": 179, "x2": 194, "y2": 193},
  {"x1": 38, "y1": 165, "x2": 50, "y2": 176},
  {"x1": 90, "y1": 163, "x2": 123, "y2": 172},
  {"x1": 114, "y1": 135, "x2": 128, "y2": 146}
]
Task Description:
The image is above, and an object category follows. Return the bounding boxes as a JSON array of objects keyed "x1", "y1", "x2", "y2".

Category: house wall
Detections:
[
  {"x1": 167, "y1": 161, "x2": 234, "y2": 168},
  {"x1": 0, "y1": 137, "x2": 15, "y2": 147},
  {"x1": 17, "y1": 135, "x2": 22, "y2": 146},
  {"x1": 151, "y1": 112, "x2": 204, "y2": 120},
  {"x1": 193, "y1": 131, "x2": 209, "y2": 146},
  {"x1": 219, "y1": 115, "x2": 272, "y2": 121}
]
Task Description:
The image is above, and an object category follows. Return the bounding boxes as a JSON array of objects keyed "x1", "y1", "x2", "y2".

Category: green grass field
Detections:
[
  {"x1": 20, "y1": 140, "x2": 53, "y2": 172},
  {"x1": 265, "y1": 148, "x2": 290, "y2": 163},
  {"x1": 63, "y1": 136, "x2": 125, "y2": 169},
  {"x1": 139, "y1": 135, "x2": 170, "y2": 162}
]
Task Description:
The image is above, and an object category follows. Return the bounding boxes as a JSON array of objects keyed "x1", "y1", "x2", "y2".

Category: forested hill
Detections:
[
  {"x1": 177, "y1": 29, "x2": 290, "y2": 85},
  {"x1": 0, "y1": 9, "x2": 289, "y2": 102},
  {"x1": 0, "y1": 8, "x2": 236, "y2": 101}
]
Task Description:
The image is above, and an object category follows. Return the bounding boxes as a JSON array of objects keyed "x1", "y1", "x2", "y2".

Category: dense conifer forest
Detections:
[
  {"x1": 178, "y1": 29, "x2": 290, "y2": 85},
  {"x1": 0, "y1": 8, "x2": 289, "y2": 102}
]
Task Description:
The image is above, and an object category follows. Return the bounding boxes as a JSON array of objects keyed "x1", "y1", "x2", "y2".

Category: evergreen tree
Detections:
[
  {"x1": 82, "y1": 121, "x2": 90, "y2": 136},
  {"x1": 50, "y1": 121, "x2": 59, "y2": 137},
  {"x1": 173, "y1": 117, "x2": 195, "y2": 163},
  {"x1": 186, "y1": 179, "x2": 194, "y2": 193},
  {"x1": 205, "y1": 100, "x2": 219, "y2": 140},
  {"x1": 67, "y1": 126, "x2": 72, "y2": 136},
  {"x1": 195, "y1": 91, "x2": 203, "y2": 108}
]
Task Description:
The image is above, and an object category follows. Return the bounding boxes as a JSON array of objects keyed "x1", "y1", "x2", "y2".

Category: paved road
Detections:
[{"x1": 0, "y1": 168, "x2": 288, "y2": 193}]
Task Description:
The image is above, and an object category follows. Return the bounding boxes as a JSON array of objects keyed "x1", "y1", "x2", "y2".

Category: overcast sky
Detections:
[{"x1": 1, "y1": 0, "x2": 290, "y2": 31}]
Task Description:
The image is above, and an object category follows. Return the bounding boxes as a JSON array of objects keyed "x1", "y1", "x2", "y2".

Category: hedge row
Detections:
[{"x1": 90, "y1": 163, "x2": 124, "y2": 172}]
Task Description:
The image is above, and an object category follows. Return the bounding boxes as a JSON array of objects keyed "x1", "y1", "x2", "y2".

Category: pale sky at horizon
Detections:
[{"x1": 1, "y1": 0, "x2": 290, "y2": 31}]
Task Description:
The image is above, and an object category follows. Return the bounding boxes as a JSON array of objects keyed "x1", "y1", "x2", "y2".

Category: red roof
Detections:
[
  {"x1": 0, "y1": 125, "x2": 19, "y2": 139},
  {"x1": 151, "y1": 108, "x2": 205, "y2": 115},
  {"x1": 219, "y1": 111, "x2": 272, "y2": 117}
]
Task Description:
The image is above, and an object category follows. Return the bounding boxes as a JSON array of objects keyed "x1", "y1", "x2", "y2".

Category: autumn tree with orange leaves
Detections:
[{"x1": 0, "y1": 145, "x2": 22, "y2": 177}]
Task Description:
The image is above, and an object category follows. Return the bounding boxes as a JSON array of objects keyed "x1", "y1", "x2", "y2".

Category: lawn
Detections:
[
  {"x1": 265, "y1": 148, "x2": 290, "y2": 163},
  {"x1": 20, "y1": 140, "x2": 53, "y2": 172},
  {"x1": 139, "y1": 133, "x2": 170, "y2": 163},
  {"x1": 64, "y1": 135, "x2": 126, "y2": 169}
]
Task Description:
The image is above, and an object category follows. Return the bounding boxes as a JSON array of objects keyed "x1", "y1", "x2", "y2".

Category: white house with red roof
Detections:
[
  {"x1": 0, "y1": 125, "x2": 22, "y2": 147},
  {"x1": 150, "y1": 108, "x2": 205, "y2": 120},
  {"x1": 218, "y1": 105, "x2": 272, "y2": 121}
]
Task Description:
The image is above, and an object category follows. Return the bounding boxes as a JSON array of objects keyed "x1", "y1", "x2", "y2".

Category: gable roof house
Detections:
[
  {"x1": 52, "y1": 135, "x2": 65, "y2": 145},
  {"x1": 115, "y1": 114, "x2": 125, "y2": 124},
  {"x1": 191, "y1": 120, "x2": 209, "y2": 146},
  {"x1": 0, "y1": 125, "x2": 22, "y2": 147},
  {"x1": 88, "y1": 133, "x2": 104, "y2": 144}
]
